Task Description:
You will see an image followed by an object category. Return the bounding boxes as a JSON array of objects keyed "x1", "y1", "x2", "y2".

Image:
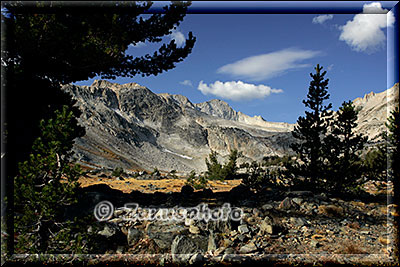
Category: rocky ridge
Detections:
[
  {"x1": 63, "y1": 80, "x2": 295, "y2": 172},
  {"x1": 63, "y1": 81, "x2": 398, "y2": 172}
]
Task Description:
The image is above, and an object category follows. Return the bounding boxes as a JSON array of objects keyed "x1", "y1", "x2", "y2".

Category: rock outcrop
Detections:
[{"x1": 353, "y1": 83, "x2": 399, "y2": 142}]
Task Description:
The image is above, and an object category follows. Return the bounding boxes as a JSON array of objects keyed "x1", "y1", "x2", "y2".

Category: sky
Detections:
[{"x1": 75, "y1": 1, "x2": 399, "y2": 124}]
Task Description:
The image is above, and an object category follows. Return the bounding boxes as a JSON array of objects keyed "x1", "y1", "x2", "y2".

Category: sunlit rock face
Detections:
[{"x1": 63, "y1": 81, "x2": 398, "y2": 172}]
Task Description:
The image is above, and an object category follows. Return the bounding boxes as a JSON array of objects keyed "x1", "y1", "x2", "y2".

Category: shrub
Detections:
[
  {"x1": 151, "y1": 167, "x2": 161, "y2": 176},
  {"x1": 112, "y1": 166, "x2": 125, "y2": 177},
  {"x1": 205, "y1": 149, "x2": 241, "y2": 181},
  {"x1": 362, "y1": 144, "x2": 387, "y2": 181},
  {"x1": 185, "y1": 170, "x2": 208, "y2": 190},
  {"x1": 169, "y1": 169, "x2": 178, "y2": 179}
]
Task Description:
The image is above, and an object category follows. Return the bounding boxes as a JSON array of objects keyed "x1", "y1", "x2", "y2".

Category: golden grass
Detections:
[{"x1": 78, "y1": 175, "x2": 242, "y2": 194}]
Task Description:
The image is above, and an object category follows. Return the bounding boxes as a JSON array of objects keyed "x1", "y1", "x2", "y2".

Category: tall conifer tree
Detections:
[
  {"x1": 290, "y1": 64, "x2": 332, "y2": 187},
  {"x1": 323, "y1": 101, "x2": 367, "y2": 192}
]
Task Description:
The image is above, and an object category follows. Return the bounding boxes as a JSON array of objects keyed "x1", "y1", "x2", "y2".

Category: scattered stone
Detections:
[
  {"x1": 98, "y1": 224, "x2": 117, "y2": 238},
  {"x1": 290, "y1": 217, "x2": 305, "y2": 227},
  {"x1": 318, "y1": 205, "x2": 344, "y2": 217},
  {"x1": 189, "y1": 253, "x2": 204, "y2": 264},
  {"x1": 185, "y1": 218, "x2": 195, "y2": 226},
  {"x1": 223, "y1": 239, "x2": 233, "y2": 247},
  {"x1": 237, "y1": 234, "x2": 247, "y2": 242},
  {"x1": 279, "y1": 197, "x2": 299, "y2": 210},
  {"x1": 239, "y1": 242, "x2": 257, "y2": 254},
  {"x1": 238, "y1": 225, "x2": 249, "y2": 234},
  {"x1": 189, "y1": 225, "x2": 201, "y2": 234},
  {"x1": 292, "y1": 197, "x2": 303, "y2": 205},
  {"x1": 260, "y1": 221, "x2": 273, "y2": 235},
  {"x1": 224, "y1": 248, "x2": 235, "y2": 255},
  {"x1": 208, "y1": 232, "x2": 217, "y2": 251},
  {"x1": 261, "y1": 203, "x2": 274, "y2": 211},
  {"x1": 214, "y1": 246, "x2": 226, "y2": 256}
]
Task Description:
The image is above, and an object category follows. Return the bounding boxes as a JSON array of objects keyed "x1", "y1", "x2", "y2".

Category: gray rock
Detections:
[
  {"x1": 171, "y1": 235, "x2": 208, "y2": 262},
  {"x1": 189, "y1": 225, "x2": 201, "y2": 235},
  {"x1": 279, "y1": 197, "x2": 299, "y2": 210},
  {"x1": 147, "y1": 221, "x2": 188, "y2": 249},
  {"x1": 238, "y1": 225, "x2": 249, "y2": 234},
  {"x1": 237, "y1": 234, "x2": 247, "y2": 242},
  {"x1": 207, "y1": 220, "x2": 232, "y2": 233},
  {"x1": 224, "y1": 247, "x2": 235, "y2": 255},
  {"x1": 239, "y1": 242, "x2": 257, "y2": 254},
  {"x1": 290, "y1": 217, "x2": 305, "y2": 227},
  {"x1": 189, "y1": 253, "x2": 204, "y2": 264},
  {"x1": 261, "y1": 204, "x2": 274, "y2": 211},
  {"x1": 292, "y1": 197, "x2": 303, "y2": 205},
  {"x1": 98, "y1": 224, "x2": 117, "y2": 238},
  {"x1": 208, "y1": 231, "x2": 217, "y2": 251},
  {"x1": 259, "y1": 221, "x2": 273, "y2": 234},
  {"x1": 127, "y1": 227, "x2": 142, "y2": 246}
]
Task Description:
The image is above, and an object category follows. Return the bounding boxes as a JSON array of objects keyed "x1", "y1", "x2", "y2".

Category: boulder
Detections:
[
  {"x1": 239, "y1": 242, "x2": 257, "y2": 254},
  {"x1": 147, "y1": 221, "x2": 188, "y2": 249},
  {"x1": 171, "y1": 235, "x2": 208, "y2": 262}
]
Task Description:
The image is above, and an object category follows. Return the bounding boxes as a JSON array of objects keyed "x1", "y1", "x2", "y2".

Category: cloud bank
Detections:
[
  {"x1": 339, "y1": 2, "x2": 395, "y2": 53},
  {"x1": 217, "y1": 48, "x2": 320, "y2": 81},
  {"x1": 312, "y1": 15, "x2": 333, "y2": 24},
  {"x1": 198, "y1": 80, "x2": 283, "y2": 101}
]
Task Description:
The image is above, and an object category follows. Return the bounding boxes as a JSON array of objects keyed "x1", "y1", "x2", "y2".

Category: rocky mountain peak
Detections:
[
  {"x1": 91, "y1": 79, "x2": 145, "y2": 91},
  {"x1": 195, "y1": 99, "x2": 237, "y2": 121}
]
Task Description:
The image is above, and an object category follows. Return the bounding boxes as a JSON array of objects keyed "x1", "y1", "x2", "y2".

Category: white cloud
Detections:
[
  {"x1": 129, "y1": 41, "x2": 146, "y2": 48},
  {"x1": 180, "y1": 80, "x2": 193, "y2": 87},
  {"x1": 339, "y1": 2, "x2": 395, "y2": 53},
  {"x1": 170, "y1": 29, "x2": 185, "y2": 47},
  {"x1": 197, "y1": 80, "x2": 283, "y2": 101},
  {"x1": 312, "y1": 14, "x2": 333, "y2": 24},
  {"x1": 217, "y1": 48, "x2": 321, "y2": 81}
]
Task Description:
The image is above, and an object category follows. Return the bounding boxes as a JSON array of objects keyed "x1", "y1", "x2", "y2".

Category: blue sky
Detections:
[{"x1": 75, "y1": 1, "x2": 399, "y2": 124}]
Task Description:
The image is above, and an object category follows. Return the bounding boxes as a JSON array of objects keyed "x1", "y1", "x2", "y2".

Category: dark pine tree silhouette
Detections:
[
  {"x1": 290, "y1": 64, "x2": 332, "y2": 188},
  {"x1": 323, "y1": 101, "x2": 368, "y2": 193}
]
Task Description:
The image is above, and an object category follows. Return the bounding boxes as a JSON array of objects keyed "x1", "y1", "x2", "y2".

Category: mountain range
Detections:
[{"x1": 62, "y1": 80, "x2": 398, "y2": 173}]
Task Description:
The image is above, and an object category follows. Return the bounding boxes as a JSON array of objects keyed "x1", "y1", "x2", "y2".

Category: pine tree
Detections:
[
  {"x1": 13, "y1": 106, "x2": 92, "y2": 253},
  {"x1": 323, "y1": 101, "x2": 367, "y2": 193},
  {"x1": 290, "y1": 64, "x2": 332, "y2": 188},
  {"x1": 205, "y1": 150, "x2": 223, "y2": 180},
  {"x1": 205, "y1": 149, "x2": 240, "y2": 180}
]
